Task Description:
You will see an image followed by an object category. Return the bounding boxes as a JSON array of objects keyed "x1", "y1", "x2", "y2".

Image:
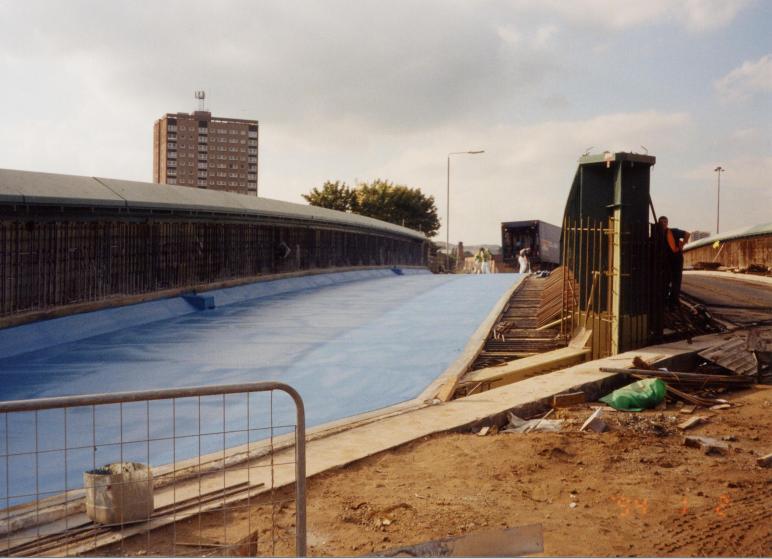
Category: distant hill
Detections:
[
  {"x1": 464, "y1": 244, "x2": 502, "y2": 255},
  {"x1": 433, "y1": 241, "x2": 501, "y2": 255}
]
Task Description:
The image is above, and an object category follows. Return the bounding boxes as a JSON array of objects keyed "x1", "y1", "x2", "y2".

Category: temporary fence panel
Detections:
[{"x1": 0, "y1": 381, "x2": 306, "y2": 557}]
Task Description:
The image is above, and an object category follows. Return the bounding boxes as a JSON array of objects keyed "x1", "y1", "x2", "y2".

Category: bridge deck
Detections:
[{"x1": 0, "y1": 271, "x2": 520, "y2": 429}]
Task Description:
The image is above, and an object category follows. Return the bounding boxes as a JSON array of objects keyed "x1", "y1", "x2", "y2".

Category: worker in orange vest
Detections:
[{"x1": 658, "y1": 216, "x2": 690, "y2": 309}]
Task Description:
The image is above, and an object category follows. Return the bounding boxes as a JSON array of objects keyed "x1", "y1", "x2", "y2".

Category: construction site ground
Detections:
[
  {"x1": 105, "y1": 385, "x2": 771, "y2": 557},
  {"x1": 304, "y1": 387, "x2": 771, "y2": 557}
]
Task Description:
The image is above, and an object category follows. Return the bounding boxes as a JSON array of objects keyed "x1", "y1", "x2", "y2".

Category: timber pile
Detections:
[
  {"x1": 600, "y1": 367, "x2": 754, "y2": 389},
  {"x1": 470, "y1": 275, "x2": 567, "y2": 370},
  {"x1": 662, "y1": 297, "x2": 723, "y2": 341},
  {"x1": 535, "y1": 266, "x2": 576, "y2": 328}
]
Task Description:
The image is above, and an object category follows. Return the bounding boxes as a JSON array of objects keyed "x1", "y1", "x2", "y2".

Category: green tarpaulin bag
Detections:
[{"x1": 599, "y1": 378, "x2": 666, "y2": 411}]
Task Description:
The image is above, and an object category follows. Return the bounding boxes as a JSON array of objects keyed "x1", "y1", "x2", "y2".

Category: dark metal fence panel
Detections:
[
  {"x1": 0, "y1": 382, "x2": 306, "y2": 557},
  {"x1": 0, "y1": 211, "x2": 427, "y2": 319}
]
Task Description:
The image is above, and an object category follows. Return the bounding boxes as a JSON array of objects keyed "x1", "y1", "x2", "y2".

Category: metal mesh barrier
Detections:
[
  {"x1": 0, "y1": 217, "x2": 427, "y2": 319},
  {"x1": 0, "y1": 382, "x2": 306, "y2": 557}
]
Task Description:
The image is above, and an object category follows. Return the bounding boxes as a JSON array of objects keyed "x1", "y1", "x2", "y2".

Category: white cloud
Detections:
[
  {"x1": 682, "y1": 156, "x2": 772, "y2": 187},
  {"x1": 678, "y1": 156, "x2": 772, "y2": 232},
  {"x1": 536, "y1": 0, "x2": 749, "y2": 31},
  {"x1": 349, "y1": 111, "x2": 693, "y2": 243},
  {"x1": 730, "y1": 128, "x2": 762, "y2": 142},
  {"x1": 496, "y1": 25, "x2": 521, "y2": 45},
  {"x1": 533, "y1": 24, "x2": 559, "y2": 48},
  {"x1": 678, "y1": 0, "x2": 752, "y2": 31},
  {"x1": 714, "y1": 53, "x2": 772, "y2": 102},
  {"x1": 0, "y1": 1, "x2": 764, "y2": 242}
]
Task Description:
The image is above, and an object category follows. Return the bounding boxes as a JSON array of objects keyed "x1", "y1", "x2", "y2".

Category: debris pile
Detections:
[
  {"x1": 683, "y1": 435, "x2": 728, "y2": 456},
  {"x1": 599, "y1": 328, "x2": 770, "y2": 410},
  {"x1": 501, "y1": 411, "x2": 564, "y2": 434},
  {"x1": 613, "y1": 412, "x2": 678, "y2": 437},
  {"x1": 698, "y1": 336, "x2": 758, "y2": 377},
  {"x1": 662, "y1": 299, "x2": 723, "y2": 340},
  {"x1": 472, "y1": 329, "x2": 771, "y2": 453}
]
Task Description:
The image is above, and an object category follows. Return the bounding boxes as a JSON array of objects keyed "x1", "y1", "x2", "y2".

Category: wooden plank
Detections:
[
  {"x1": 678, "y1": 416, "x2": 707, "y2": 430},
  {"x1": 461, "y1": 346, "x2": 592, "y2": 389},
  {"x1": 553, "y1": 391, "x2": 586, "y2": 408}
]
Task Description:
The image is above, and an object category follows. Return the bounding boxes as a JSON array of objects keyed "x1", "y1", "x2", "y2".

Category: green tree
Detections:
[
  {"x1": 302, "y1": 180, "x2": 357, "y2": 212},
  {"x1": 354, "y1": 180, "x2": 439, "y2": 237},
  {"x1": 304, "y1": 179, "x2": 440, "y2": 237}
]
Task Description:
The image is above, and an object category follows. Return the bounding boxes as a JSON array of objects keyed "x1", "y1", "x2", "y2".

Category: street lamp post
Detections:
[
  {"x1": 446, "y1": 150, "x2": 484, "y2": 272},
  {"x1": 714, "y1": 166, "x2": 725, "y2": 234}
]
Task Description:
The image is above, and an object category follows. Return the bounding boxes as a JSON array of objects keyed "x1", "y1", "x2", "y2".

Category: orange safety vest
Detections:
[{"x1": 666, "y1": 229, "x2": 680, "y2": 254}]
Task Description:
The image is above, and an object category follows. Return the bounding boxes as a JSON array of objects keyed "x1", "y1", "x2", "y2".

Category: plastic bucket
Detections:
[{"x1": 83, "y1": 462, "x2": 154, "y2": 524}]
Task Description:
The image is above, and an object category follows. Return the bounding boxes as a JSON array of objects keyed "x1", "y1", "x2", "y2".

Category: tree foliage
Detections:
[
  {"x1": 303, "y1": 179, "x2": 440, "y2": 237},
  {"x1": 301, "y1": 180, "x2": 357, "y2": 212}
]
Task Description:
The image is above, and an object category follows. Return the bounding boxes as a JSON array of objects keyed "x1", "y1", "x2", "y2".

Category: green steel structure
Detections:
[{"x1": 561, "y1": 152, "x2": 662, "y2": 357}]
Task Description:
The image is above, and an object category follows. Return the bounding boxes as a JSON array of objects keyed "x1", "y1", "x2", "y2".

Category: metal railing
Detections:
[{"x1": 0, "y1": 382, "x2": 306, "y2": 557}]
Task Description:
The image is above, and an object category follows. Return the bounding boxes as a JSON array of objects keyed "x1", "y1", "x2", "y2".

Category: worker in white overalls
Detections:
[{"x1": 518, "y1": 248, "x2": 531, "y2": 274}]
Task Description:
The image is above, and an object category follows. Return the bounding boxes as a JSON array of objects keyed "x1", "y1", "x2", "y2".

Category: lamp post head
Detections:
[
  {"x1": 448, "y1": 150, "x2": 485, "y2": 157},
  {"x1": 714, "y1": 166, "x2": 724, "y2": 172}
]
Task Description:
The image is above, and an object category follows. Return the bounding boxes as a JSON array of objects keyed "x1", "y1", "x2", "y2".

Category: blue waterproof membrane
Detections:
[
  {"x1": 0, "y1": 271, "x2": 518, "y2": 504},
  {"x1": 0, "y1": 268, "x2": 426, "y2": 360}
]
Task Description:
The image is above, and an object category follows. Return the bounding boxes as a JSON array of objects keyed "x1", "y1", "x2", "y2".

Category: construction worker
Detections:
[
  {"x1": 474, "y1": 248, "x2": 484, "y2": 274},
  {"x1": 481, "y1": 247, "x2": 492, "y2": 274},
  {"x1": 518, "y1": 248, "x2": 531, "y2": 274},
  {"x1": 658, "y1": 216, "x2": 690, "y2": 309}
]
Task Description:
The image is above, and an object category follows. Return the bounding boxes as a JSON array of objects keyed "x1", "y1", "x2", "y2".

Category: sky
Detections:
[{"x1": 0, "y1": 0, "x2": 769, "y2": 244}]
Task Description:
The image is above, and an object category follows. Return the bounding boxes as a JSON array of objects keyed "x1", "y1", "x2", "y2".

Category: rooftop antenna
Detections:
[{"x1": 194, "y1": 90, "x2": 206, "y2": 112}]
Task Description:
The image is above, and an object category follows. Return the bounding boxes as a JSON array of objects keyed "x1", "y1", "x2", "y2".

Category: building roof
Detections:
[
  {"x1": 0, "y1": 168, "x2": 427, "y2": 241},
  {"x1": 684, "y1": 222, "x2": 772, "y2": 251},
  {"x1": 501, "y1": 219, "x2": 560, "y2": 230},
  {"x1": 161, "y1": 112, "x2": 258, "y2": 125}
]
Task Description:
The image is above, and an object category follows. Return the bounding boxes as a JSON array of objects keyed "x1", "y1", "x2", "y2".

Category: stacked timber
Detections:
[
  {"x1": 535, "y1": 266, "x2": 572, "y2": 328},
  {"x1": 470, "y1": 275, "x2": 567, "y2": 370}
]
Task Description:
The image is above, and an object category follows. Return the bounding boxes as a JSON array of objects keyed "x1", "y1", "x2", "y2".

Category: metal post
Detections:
[
  {"x1": 446, "y1": 150, "x2": 485, "y2": 273},
  {"x1": 446, "y1": 155, "x2": 450, "y2": 272},
  {"x1": 714, "y1": 166, "x2": 724, "y2": 234}
]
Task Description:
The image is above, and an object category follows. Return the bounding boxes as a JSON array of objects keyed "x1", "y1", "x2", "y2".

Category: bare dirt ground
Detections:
[{"x1": 110, "y1": 386, "x2": 771, "y2": 557}]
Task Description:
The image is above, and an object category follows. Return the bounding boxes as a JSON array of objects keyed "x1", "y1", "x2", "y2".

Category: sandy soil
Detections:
[{"x1": 110, "y1": 386, "x2": 771, "y2": 557}]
